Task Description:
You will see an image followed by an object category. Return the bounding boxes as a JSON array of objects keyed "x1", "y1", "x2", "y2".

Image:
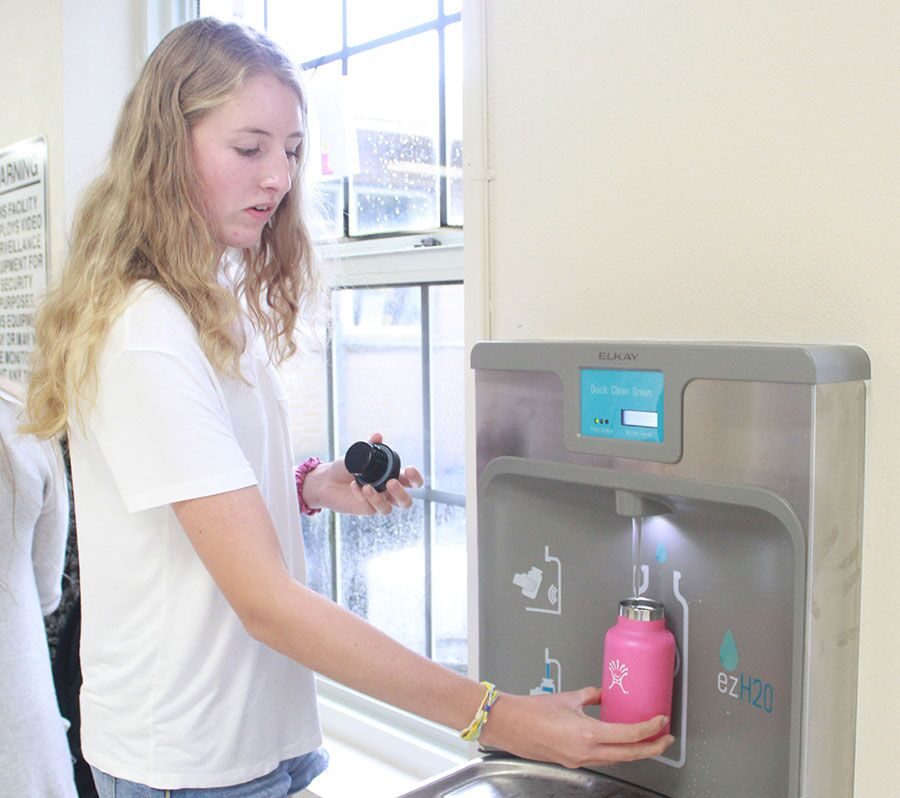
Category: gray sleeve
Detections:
[{"x1": 31, "y1": 442, "x2": 69, "y2": 616}]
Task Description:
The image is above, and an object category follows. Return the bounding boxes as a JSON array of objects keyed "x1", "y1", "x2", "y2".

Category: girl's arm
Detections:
[{"x1": 172, "y1": 485, "x2": 673, "y2": 768}]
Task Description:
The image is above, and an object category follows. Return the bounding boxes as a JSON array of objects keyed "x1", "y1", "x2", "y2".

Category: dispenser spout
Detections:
[{"x1": 615, "y1": 489, "x2": 672, "y2": 518}]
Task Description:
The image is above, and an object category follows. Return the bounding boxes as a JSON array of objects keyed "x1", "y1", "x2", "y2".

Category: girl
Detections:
[
  {"x1": 1, "y1": 376, "x2": 77, "y2": 797},
  {"x1": 25, "y1": 18, "x2": 672, "y2": 797}
]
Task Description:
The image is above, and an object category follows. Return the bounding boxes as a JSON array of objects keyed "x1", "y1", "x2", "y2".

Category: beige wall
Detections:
[
  {"x1": 0, "y1": 0, "x2": 149, "y2": 282},
  {"x1": 465, "y1": 1, "x2": 898, "y2": 793},
  {"x1": 0, "y1": 0, "x2": 64, "y2": 279},
  {"x1": 61, "y1": 1, "x2": 144, "y2": 232}
]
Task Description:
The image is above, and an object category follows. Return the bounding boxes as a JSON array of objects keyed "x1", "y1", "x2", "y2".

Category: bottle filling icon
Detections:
[
  {"x1": 512, "y1": 546, "x2": 561, "y2": 615},
  {"x1": 512, "y1": 566, "x2": 543, "y2": 600},
  {"x1": 530, "y1": 648, "x2": 562, "y2": 695}
]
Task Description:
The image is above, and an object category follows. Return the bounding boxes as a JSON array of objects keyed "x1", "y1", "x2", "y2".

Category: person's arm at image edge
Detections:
[
  {"x1": 172, "y1": 485, "x2": 673, "y2": 769},
  {"x1": 32, "y1": 441, "x2": 70, "y2": 616}
]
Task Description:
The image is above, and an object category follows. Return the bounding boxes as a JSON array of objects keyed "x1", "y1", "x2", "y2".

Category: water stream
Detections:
[{"x1": 632, "y1": 515, "x2": 642, "y2": 597}]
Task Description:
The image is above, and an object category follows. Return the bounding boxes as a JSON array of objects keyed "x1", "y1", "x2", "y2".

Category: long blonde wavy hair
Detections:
[{"x1": 25, "y1": 18, "x2": 324, "y2": 438}]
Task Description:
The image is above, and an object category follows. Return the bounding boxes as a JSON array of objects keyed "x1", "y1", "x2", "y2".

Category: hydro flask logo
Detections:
[
  {"x1": 598, "y1": 351, "x2": 639, "y2": 361},
  {"x1": 608, "y1": 659, "x2": 630, "y2": 694}
]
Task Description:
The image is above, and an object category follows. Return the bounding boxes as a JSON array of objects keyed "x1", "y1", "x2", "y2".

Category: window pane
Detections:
[
  {"x1": 199, "y1": 0, "x2": 265, "y2": 31},
  {"x1": 332, "y1": 287, "x2": 424, "y2": 470},
  {"x1": 429, "y1": 284, "x2": 465, "y2": 493},
  {"x1": 432, "y1": 502, "x2": 467, "y2": 673},
  {"x1": 278, "y1": 343, "x2": 330, "y2": 463},
  {"x1": 347, "y1": 0, "x2": 437, "y2": 46},
  {"x1": 348, "y1": 34, "x2": 440, "y2": 235},
  {"x1": 445, "y1": 22, "x2": 463, "y2": 226},
  {"x1": 311, "y1": 178, "x2": 344, "y2": 240},
  {"x1": 338, "y1": 503, "x2": 426, "y2": 654},
  {"x1": 302, "y1": 511, "x2": 334, "y2": 600},
  {"x1": 268, "y1": 0, "x2": 343, "y2": 63},
  {"x1": 443, "y1": 0, "x2": 462, "y2": 15},
  {"x1": 304, "y1": 61, "x2": 350, "y2": 239},
  {"x1": 331, "y1": 285, "x2": 426, "y2": 651}
]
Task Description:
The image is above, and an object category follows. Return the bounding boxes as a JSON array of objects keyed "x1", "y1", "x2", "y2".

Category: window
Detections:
[
  {"x1": 284, "y1": 283, "x2": 467, "y2": 674},
  {"x1": 197, "y1": 1, "x2": 467, "y2": 692},
  {"x1": 200, "y1": 0, "x2": 463, "y2": 238}
]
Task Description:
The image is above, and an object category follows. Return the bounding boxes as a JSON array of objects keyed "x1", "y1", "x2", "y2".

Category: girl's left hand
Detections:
[{"x1": 299, "y1": 432, "x2": 424, "y2": 516}]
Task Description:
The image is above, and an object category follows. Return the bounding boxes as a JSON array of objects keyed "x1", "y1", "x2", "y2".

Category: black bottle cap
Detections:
[{"x1": 344, "y1": 441, "x2": 401, "y2": 492}]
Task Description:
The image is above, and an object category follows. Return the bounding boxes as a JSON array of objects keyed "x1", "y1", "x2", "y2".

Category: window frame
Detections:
[
  {"x1": 324, "y1": 258, "x2": 465, "y2": 648},
  {"x1": 316, "y1": 241, "x2": 468, "y2": 767},
  {"x1": 299, "y1": 5, "x2": 463, "y2": 238},
  {"x1": 297, "y1": 2, "x2": 472, "y2": 775}
]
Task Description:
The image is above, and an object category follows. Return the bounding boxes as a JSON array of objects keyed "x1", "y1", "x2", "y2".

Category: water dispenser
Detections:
[{"x1": 403, "y1": 341, "x2": 868, "y2": 798}]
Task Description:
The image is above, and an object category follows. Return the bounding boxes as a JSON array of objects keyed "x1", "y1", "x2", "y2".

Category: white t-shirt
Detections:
[{"x1": 68, "y1": 282, "x2": 321, "y2": 789}]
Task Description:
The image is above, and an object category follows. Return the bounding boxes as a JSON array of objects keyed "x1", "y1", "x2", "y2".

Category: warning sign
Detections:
[{"x1": 0, "y1": 136, "x2": 49, "y2": 383}]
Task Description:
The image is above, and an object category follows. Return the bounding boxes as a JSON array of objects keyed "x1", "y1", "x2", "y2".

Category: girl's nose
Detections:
[{"x1": 261, "y1": 153, "x2": 293, "y2": 194}]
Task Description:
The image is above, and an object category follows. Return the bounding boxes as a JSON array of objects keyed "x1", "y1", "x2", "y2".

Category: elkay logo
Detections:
[{"x1": 598, "y1": 351, "x2": 638, "y2": 361}]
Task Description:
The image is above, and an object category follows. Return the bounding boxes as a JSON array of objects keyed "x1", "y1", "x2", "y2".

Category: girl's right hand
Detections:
[
  {"x1": 300, "y1": 433, "x2": 423, "y2": 516},
  {"x1": 478, "y1": 686, "x2": 674, "y2": 769}
]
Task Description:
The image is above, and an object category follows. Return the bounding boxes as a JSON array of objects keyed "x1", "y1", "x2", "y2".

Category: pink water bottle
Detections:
[{"x1": 600, "y1": 597, "x2": 675, "y2": 738}]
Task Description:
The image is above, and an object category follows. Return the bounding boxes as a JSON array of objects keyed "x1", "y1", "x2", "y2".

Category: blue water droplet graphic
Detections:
[
  {"x1": 720, "y1": 630, "x2": 739, "y2": 672},
  {"x1": 655, "y1": 542, "x2": 668, "y2": 563}
]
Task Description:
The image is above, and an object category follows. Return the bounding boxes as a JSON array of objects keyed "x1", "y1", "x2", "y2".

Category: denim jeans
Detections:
[{"x1": 90, "y1": 748, "x2": 329, "y2": 798}]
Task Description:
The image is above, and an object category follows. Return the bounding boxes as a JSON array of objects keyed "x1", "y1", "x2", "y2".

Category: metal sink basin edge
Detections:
[{"x1": 396, "y1": 754, "x2": 668, "y2": 797}]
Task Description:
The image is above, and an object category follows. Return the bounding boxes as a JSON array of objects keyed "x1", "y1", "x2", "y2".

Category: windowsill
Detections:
[
  {"x1": 294, "y1": 679, "x2": 471, "y2": 797},
  {"x1": 294, "y1": 735, "x2": 425, "y2": 798},
  {"x1": 321, "y1": 229, "x2": 464, "y2": 287},
  {"x1": 322, "y1": 229, "x2": 464, "y2": 260}
]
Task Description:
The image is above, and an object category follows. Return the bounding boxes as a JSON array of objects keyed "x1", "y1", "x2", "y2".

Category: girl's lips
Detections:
[{"x1": 245, "y1": 205, "x2": 273, "y2": 221}]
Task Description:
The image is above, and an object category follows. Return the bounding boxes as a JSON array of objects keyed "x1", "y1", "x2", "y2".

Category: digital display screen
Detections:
[
  {"x1": 580, "y1": 368, "x2": 664, "y2": 443},
  {"x1": 622, "y1": 409, "x2": 659, "y2": 429}
]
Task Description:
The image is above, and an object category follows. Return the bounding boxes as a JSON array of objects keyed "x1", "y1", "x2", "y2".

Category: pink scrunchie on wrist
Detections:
[{"x1": 294, "y1": 457, "x2": 322, "y2": 516}]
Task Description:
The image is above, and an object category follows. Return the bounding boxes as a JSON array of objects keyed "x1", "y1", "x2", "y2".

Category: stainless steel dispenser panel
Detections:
[{"x1": 466, "y1": 342, "x2": 867, "y2": 798}]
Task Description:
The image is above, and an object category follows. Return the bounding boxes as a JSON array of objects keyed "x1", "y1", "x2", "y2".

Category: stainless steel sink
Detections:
[{"x1": 397, "y1": 755, "x2": 668, "y2": 797}]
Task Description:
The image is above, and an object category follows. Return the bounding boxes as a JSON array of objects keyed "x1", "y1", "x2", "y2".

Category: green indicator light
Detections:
[{"x1": 594, "y1": 417, "x2": 600, "y2": 424}]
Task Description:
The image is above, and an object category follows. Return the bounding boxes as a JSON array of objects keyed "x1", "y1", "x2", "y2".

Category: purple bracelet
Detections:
[{"x1": 295, "y1": 457, "x2": 322, "y2": 515}]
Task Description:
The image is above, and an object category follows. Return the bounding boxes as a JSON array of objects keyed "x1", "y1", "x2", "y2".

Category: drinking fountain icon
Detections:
[{"x1": 512, "y1": 545, "x2": 561, "y2": 615}]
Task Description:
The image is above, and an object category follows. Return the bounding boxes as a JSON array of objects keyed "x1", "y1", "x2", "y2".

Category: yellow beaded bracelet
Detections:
[{"x1": 459, "y1": 681, "x2": 500, "y2": 741}]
